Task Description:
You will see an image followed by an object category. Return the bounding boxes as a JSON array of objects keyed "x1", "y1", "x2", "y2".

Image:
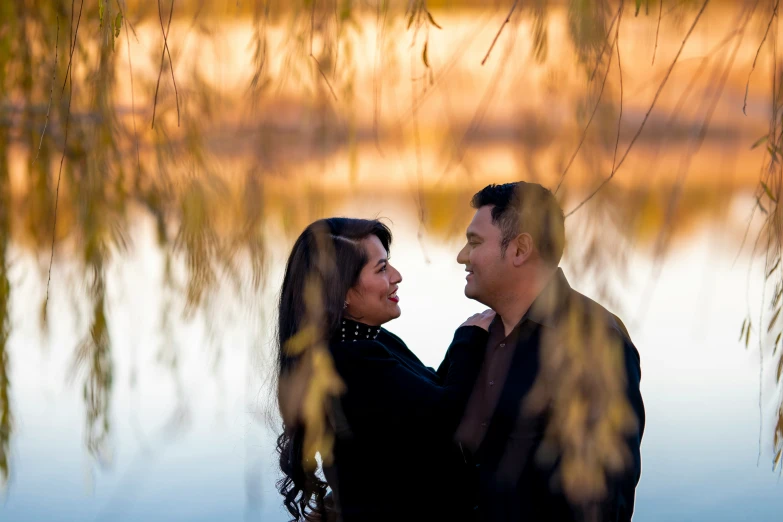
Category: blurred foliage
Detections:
[{"x1": 1, "y1": 0, "x2": 782, "y2": 500}]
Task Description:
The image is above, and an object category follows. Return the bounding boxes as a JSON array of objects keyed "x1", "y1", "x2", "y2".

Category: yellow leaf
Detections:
[
  {"x1": 769, "y1": 308, "x2": 781, "y2": 333},
  {"x1": 739, "y1": 318, "x2": 747, "y2": 342},
  {"x1": 751, "y1": 135, "x2": 769, "y2": 150},
  {"x1": 284, "y1": 324, "x2": 319, "y2": 356},
  {"x1": 426, "y1": 10, "x2": 442, "y2": 29},
  {"x1": 422, "y1": 41, "x2": 429, "y2": 68},
  {"x1": 762, "y1": 181, "x2": 778, "y2": 203},
  {"x1": 768, "y1": 258, "x2": 781, "y2": 279}
]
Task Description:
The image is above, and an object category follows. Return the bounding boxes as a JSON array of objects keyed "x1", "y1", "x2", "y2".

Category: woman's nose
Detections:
[{"x1": 390, "y1": 265, "x2": 402, "y2": 284}]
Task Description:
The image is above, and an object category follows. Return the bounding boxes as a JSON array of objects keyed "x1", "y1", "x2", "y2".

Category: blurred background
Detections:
[{"x1": 1, "y1": 0, "x2": 782, "y2": 520}]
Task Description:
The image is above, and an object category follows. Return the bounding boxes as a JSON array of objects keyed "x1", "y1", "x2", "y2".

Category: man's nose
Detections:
[{"x1": 456, "y1": 244, "x2": 468, "y2": 264}]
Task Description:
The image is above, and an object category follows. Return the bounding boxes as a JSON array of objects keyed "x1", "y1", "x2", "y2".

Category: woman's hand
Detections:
[{"x1": 460, "y1": 309, "x2": 496, "y2": 331}]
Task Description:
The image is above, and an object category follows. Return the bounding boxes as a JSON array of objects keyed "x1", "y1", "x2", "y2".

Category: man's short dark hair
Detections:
[{"x1": 471, "y1": 182, "x2": 565, "y2": 265}]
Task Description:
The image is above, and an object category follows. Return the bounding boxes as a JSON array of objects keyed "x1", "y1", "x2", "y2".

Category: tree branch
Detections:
[
  {"x1": 310, "y1": 0, "x2": 338, "y2": 101},
  {"x1": 119, "y1": 0, "x2": 140, "y2": 174},
  {"x1": 652, "y1": 0, "x2": 663, "y2": 65},
  {"x1": 743, "y1": 0, "x2": 778, "y2": 115},
  {"x1": 60, "y1": 0, "x2": 84, "y2": 97},
  {"x1": 566, "y1": 0, "x2": 711, "y2": 218},
  {"x1": 481, "y1": 0, "x2": 519, "y2": 66},
  {"x1": 34, "y1": 17, "x2": 59, "y2": 166},
  {"x1": 151, "y1": 0, "x2": 180, "y2": 129},
  {"x1": 554, "y1": 4, "x2": 623, "y2": 195}
]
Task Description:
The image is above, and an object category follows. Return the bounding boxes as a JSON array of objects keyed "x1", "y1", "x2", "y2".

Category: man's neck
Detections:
[{"x1": 494, "y1": 267, "x2": 557, "y2": 337}]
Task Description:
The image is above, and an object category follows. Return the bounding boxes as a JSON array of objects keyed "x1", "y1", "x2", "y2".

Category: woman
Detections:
[{"x1": 276, "y1": 218, "x2": 494, "y2": 521}]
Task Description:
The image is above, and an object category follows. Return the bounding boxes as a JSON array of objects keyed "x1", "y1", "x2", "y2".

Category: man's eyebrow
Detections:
[
  {"x1": 466, "y1": 231, "x2": 482, "y2": 240},
  {"x1": 374, "y1": 258, "x2": 388, "y2": 267}
]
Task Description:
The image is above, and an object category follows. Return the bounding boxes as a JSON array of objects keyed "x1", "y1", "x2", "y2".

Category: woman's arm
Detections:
[{"x1": 331, "y1": 325, "x2": 488, "y2": 437}]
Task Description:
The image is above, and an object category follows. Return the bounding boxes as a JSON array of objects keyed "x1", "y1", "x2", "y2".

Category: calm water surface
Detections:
[{"x1": 1, "y1": 192, "x2": 781, "y2": 521}]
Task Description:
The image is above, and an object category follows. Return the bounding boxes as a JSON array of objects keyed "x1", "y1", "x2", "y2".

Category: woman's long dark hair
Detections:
[{"x1": 276, "y1": 218, "x2": 392, "y2": 521}]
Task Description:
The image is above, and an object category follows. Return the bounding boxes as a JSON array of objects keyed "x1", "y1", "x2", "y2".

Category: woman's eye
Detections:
[{"x1": 380, "y1": 265, "x2": 387, "y2": 272}]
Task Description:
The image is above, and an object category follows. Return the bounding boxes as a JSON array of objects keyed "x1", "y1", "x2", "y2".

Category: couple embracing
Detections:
[{"x1": 275, "y1": 182, "x2": 645, "y2": 522}]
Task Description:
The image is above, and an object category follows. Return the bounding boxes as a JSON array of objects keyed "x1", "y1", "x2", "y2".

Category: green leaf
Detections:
[
  {"x1": 426, "y1": 10, "x2": 442, "y2": 29},
  {"x1": 768, "y1": 144, "x2": 780, "y2": 163},
  {"x1": 99, "y1": 0, "x2": 104, "y2": 27},
  {"x1": 751, "y1": 135, "x2": 768, "y2": 149},
  {"x1": 739, "y1": 318, "x2": 748, "y2": 341},
  {"x1": 756, "y1": 196, "x2": 769, "y2": 215},
  {"x1": 635, "y1": 0, "x2": 643, "y2": 16},
  {"x1": 769, "y1": 308, "x2": 781, "y2": 333},
  {"x1": 114, "y1": 12, "x2": 123, "y2": 38},
  {"x1": 746, "y1": 319, "x2": 752, "y2": 349},
  {"x1": 774, "y1": 332, "x2": 781, "y2": 356},
  {"x1": 407, "y1": 11, "x2": 415, "y2": 29},
  {"x1": 761, "y1": 181, "x2": 778, "y2": 203},
  {"x1": 777, "y1": 353, "x2": 783, "y2": 382},
  {"x1": 422, "y1": 41, "x2": 429, "y2": 68}
]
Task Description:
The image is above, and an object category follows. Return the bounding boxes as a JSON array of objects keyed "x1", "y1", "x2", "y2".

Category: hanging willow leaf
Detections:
[
  {"x1": 761, "y1": 181, "x2": 778, "y2": 203},
  {"x1": 774, "y1": 449, "x2": 782, "y2": 471},
  {"x1": 768, "y1": 145, "x2": 780, "y2": 164},
  {"x1": 114, "y1": 12, "x2": 122, "y2": 38},
  {"x1": 769, "y1": 308, "x2": 781, "y2": 332},
  {"x1": 746, "y1": 319, "x2": 752, "y2": 349},
  {"x1": 635, "y1": 0, "x2": 643, "y2": 16},
  {"x1": 768, "y1": 258, "x2": 781, "y2": 279},
  {"x1": 777, "y1": 354, "x2": 783, "y2": 382},
  {"x1": 407, "y1": 10, "x2": 415, "y2": 29},
  {"x1": 757, "y1": 196, "x2": 769, "y2": 214},
  {"x1": 99, "y1": 0, "x2": 105, "y2": 27},
  {"x1": 751, "y1": 135, "x2": 769, "y2": 149},
  {"x1": 285, "y1": 324, "x2": 320, "y2": 356},
  {"x1": 774, "y1": 332, "x2": 781, "y2": 356},
  {"x1": 774, "y1": 285, "x2": 783, "y2": 308},
  {"x1": 426, "y1": 10, "x2": 442, "y2": 29},
  {"x1": 739, "y1": 318, "x2": 748, "y2": 341},
  {"x1": 422, "y1": 41, "x2": 429, "y2": 68}
]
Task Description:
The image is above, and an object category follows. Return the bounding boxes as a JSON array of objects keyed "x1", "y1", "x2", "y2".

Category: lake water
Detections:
[{"x1": 1, "y1": 191, "x2": 781, "y2": 521}]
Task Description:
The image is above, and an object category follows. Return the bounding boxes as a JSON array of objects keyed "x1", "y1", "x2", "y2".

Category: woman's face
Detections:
[{"x1": 345, "y1": 235, "x2": 402, "y2": 326}]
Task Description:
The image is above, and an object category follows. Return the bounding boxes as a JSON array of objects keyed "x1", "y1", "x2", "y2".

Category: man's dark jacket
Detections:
[{"x1": 441, "y1": 268, "x2": 645, "y2": 522}]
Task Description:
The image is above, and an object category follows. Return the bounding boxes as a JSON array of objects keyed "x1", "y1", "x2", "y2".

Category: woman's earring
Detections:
[{"x1": 343, "y1": 302, "x2": 348, "y2": 310}]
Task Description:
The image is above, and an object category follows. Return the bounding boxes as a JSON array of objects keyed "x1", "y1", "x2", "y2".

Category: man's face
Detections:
[{"x1": 456, "y1": 206, "x2": 512, "y2": 306}]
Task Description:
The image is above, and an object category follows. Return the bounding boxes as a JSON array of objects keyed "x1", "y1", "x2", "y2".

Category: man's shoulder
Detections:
[{"x1": 562, "y1": 287, "x2": 635, "y2": 345}]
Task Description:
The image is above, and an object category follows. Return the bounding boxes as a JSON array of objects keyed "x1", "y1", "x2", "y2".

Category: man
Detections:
[{"x1": 453, "y1": 182, "x2": 644, "y2": 521}]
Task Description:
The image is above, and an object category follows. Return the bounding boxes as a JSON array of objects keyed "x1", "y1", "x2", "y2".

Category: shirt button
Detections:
[
  {"x1": 489, "y1": 380, "x2": 494, "y2": 386},
  {"x1": 499, "y1": 343, "x2": 506, "y2": 348},
  {"x1": 481, "y1": 422, "x2": 487, "y2": 427}
]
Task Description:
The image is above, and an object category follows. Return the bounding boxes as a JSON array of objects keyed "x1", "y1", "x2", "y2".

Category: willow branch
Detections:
[
  {"x1": 34, "y1": 18, "x2": 59, "y2": 166},
  {"x1": 566, "y1": 0, "x2": 711, "y2": 218},
  {"x1": 481, "y1": 0, "x2": 519, "y2": 65},
  {"x1": 310, "y1": 0, "x2": 338, "y2": 101},
  {"x1": 743, "y1": 0, "x2": 778, "y2": 115},
  {"x1": 151, "y1": 0, "x2": 180, "y2": 128},
  {"x1": 60, "y1": 0, "x2": 84, "y2": 97}
]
